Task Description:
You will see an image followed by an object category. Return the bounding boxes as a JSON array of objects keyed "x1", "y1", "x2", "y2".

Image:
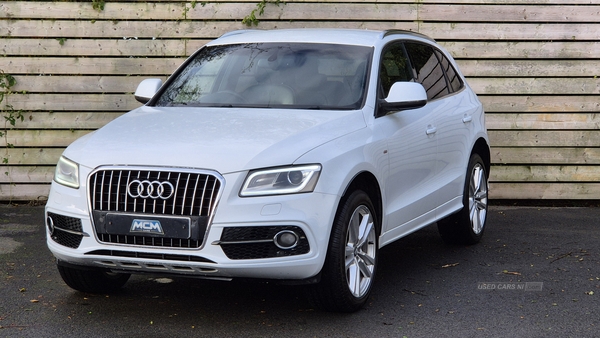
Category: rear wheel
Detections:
[
  {"x1": 309, "y1": 190, "x2": 378, "y2": 312},
  {"x1": 58, "y1": 264, "x2": 130, "y2": 293},
  {"x1": 438, "y1": 153, "x2": 488, "y2": 245}
]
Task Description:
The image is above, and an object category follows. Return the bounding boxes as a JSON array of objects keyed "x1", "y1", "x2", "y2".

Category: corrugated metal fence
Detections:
[{"x1": 0, "y1": 0, "x2": 599, "y2": 201}]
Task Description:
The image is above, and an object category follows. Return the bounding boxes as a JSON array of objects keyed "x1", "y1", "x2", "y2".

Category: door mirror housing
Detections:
[
  {"x1": 378, "y1": 82, "x2": 427, "y2": 115},
  {"x1": 134, "y1": 79, "x2": 163, "y2": 104}
]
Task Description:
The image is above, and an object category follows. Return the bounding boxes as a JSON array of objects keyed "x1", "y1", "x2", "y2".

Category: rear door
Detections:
[{"x1": 404, "y1": 42, "x2": 474, "y2": 215}]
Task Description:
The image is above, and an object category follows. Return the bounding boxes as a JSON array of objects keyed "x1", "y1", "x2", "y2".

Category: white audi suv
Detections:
[{"x1": 46, "y1": 28, "x2": 490, "y2": 312}]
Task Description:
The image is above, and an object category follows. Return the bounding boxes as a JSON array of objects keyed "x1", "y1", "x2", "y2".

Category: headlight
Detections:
[
  {"x1": 54, "y1": 156, "x2": 80, "y2": 189},
  {"x1": 240, "y1": 164, "x2": 321, "y2": 197}
]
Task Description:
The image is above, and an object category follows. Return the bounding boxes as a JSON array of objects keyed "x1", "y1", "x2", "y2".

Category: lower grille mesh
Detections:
[
  {"x1": 48, "y1": 212, "x2": 84, "y2": 249},
  {"x1": 97, "y1": 233, "x2": 200, "y2": 248},
  {"x1": 220, "y1": 226, "x2": 310, "y2": 260}
]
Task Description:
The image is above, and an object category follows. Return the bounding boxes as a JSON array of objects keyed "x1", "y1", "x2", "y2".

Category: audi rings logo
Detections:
[{"x1": 127, "y1": 180, "x2": 175, "y2": 200}]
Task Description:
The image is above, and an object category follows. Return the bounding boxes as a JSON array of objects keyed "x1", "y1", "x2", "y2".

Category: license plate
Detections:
[{"x1": 105, "y1": 213, "x2": 191, "y2": 239}]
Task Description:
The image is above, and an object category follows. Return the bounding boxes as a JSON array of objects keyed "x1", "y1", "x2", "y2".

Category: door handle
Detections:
[
  {"x1": 462, "y1": 114, "x2": 473, "y2": 123},
  {"x1": 426, "y1": 125, "x2": 437, "y2": 135}
]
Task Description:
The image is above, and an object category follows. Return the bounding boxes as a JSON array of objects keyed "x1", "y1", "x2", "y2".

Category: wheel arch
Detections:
[
  {"x1": 309, "y1": 171, "x2": 382, "y2": 311},
  {"x1": 472, "y1": 137, "x2": 491, "y2": 175},
  {"x1": 340, "y1": 171, "x2": 383, "y2": 234}
]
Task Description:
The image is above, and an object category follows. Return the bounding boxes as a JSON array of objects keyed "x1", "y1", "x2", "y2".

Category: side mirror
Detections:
[
  {"x1": 378, "y1": 82, "x2": 427, "y2": 114},
  {"x1": 134, "y1": 79, "x2": 163, "y2": 104}
]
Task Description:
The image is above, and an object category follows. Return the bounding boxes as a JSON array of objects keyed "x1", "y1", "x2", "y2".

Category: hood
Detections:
[{"x1": 64, "y1": 106, "x2": 366, "y2": 174}]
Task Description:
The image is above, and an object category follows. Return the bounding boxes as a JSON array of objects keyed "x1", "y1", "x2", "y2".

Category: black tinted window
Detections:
[
  {"x1": 379, "y1": 43, "x2": 412, "y2": 97},
  {"x1": 434, "y1": 50, "x2": 463, "y2": 93},
  {"x1": 405, "y1": 43, "x2": 449, "y2": 100}
]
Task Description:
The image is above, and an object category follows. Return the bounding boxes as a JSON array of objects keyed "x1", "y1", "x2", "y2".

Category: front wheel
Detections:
[
  {"x1": 309, "y1": 190, "x2": 378, "y2": 312},
  {"x1": 58, "y1": 264, "x2": 130, "y2": 293},
  {"x1": 438, "y1": 153, "x2": 489, "y2": 245}
]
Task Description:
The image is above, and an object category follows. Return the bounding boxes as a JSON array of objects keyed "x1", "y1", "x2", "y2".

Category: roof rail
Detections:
[
  {"x1": 219, "y1": 30, "x2": 257, "y2": 39},
  {"x1": 383, "y1": 30, "x2": 436, "y2": 42}
]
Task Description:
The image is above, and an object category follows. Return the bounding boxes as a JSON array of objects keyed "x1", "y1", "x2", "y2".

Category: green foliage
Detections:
[
  {"x1": 0, "y1": 72, "x2": 16, "y2": 103},
  {"x1": 3, "y1": 105, "x2": 24, "y2": 128},
  {"x1": 242, "y1": 0, "x2": 281, "y2": 26},
  {"x1": 0, "y1": 71, "x2": 24, "y2": 171},
  {"x1": 92, "y1": 0, "x2": 105, "y2": 11},
  {"x1": 182, "y1": 1, "x2": 207, "y2": 20}
]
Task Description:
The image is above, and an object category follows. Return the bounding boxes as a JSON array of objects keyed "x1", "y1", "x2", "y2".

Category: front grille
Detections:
[
  {"x1": 89, "y1": 168, "x2": 222, "y2": 248},
  {"x1": 89, "y1": 168, "x2": 221, "y2": 217},
  {"x1": 220, "y1": 226, "x2": 310, "y2": 260},
  {"x1": 48, "y1": 212, "x2": 84, "y2": 249}
]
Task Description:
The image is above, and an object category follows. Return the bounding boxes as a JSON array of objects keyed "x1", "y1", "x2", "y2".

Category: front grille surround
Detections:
[
  {"x1": 88, "y1": 166, "x2": 224, "y2": 249},
  {"x1": 89, "y1": 167, "x2": 223, "y2": 217}
]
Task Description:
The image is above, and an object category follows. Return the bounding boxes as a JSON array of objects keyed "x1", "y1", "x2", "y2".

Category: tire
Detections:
[
  {"x1": 438, "y1": 153, "x2": 489, "y2": 245},
  {"x1": 58, "y1": 264, "x2": 130, "y2": 293},
  {"x1": 309, "y1": 190, "x2": 378, "y2": 312}
]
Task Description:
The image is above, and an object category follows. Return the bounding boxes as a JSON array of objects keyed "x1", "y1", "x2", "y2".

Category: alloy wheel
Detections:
[
  {"x1": 469, "y1": 163, "x2": 488, "y2": 235},
  {"x1": 345, "y1": 205, "x2": 377, "y2": 298}
]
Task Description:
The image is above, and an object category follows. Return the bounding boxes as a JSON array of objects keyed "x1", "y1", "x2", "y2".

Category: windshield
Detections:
[{"x1": 155, "y1": 43, "x2": 373, "y2": 109}]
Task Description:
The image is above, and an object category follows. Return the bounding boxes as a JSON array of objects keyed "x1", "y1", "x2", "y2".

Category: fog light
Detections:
[
  {"x1": 46, "y1": 216, "x2": 55, "y2": 235},
  {"x1": 274, "y1": 230, "x2": 299, "y2": 249}
]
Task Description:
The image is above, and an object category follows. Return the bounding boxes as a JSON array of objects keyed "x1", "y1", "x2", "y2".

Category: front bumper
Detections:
[{"x1": 45, "y1": 171, "x2": 338, "y2": 281}]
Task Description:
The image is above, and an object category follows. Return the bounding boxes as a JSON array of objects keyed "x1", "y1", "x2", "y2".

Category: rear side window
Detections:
[
  {"x1": 405, "y1": 43, "x2": 449, "y2": 100},
  {"x1": 434, "y1": 50, "x2": 464, "y2": 93}
]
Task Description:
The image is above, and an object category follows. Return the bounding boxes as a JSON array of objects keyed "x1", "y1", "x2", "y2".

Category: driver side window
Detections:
[{"x1": 379, "y1": 43, "x2": 412, "y2": 98}]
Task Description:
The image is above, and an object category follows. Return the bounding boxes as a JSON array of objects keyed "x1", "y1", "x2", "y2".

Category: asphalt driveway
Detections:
[{"x1": 1, "y1": 204, "x2": 599, "y2": 337}]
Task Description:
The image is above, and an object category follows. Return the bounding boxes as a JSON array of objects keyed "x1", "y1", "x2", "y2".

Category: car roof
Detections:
[{"x1": 208, "y1": 29, "x2": 434, "y2": 47}]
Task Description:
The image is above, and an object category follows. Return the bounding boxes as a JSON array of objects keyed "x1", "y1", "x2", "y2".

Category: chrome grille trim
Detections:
[
  {"x1": 88, "y1": 166, "x2": 224, "y2": 249},
  {"x1": 89, "y1": 167, "x2": 223, "y2": 217}
]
